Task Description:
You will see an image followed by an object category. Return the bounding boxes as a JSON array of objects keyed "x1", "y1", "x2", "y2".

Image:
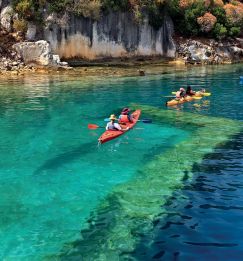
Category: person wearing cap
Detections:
[
  {"x1": 186, "y1": 85, "x2": 195, "y2": 96},
  {"x1": 106, "y1": 114, "x2": 129, "y2": 131},
  {"x1": 197, "y1": 88, "x2": 205, "y2": 95},
  {"x1": 119, "y1": 108, "x2": 133, "y2": 123},
  {"x1": 175, "y1": 88, "x2": 186, "y2": 100}
]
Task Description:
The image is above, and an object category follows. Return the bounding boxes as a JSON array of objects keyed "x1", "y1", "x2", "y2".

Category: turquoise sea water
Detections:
[{"x1": 0, "y1": 64, "x2": 243, "y2": 260}]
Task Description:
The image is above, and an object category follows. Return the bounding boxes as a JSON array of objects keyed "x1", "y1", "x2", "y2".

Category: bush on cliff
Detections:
[
  {"x1": 213, "y1": 23, "x2": 227, "y2": 38},
  {"x1": 13, "y1": 18, "x2": 28, "y2": 33},
  {"x1": 49, "y1": 0, "x2": 70, "y2": 13},
  {"x1": 71, "y1": 0, "x2": 102, "y2": 20},
  {"x1": 8, "y1": 0, "x2": 243, "y2": 39}
]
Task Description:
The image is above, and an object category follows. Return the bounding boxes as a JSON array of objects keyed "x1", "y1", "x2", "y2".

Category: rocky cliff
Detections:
[
  {"x1": 0, "y1": 0, "x2": 242, "y2": 68},
  {"x1": 43, "y1": 12, "x2": 175, "y2": 60}
]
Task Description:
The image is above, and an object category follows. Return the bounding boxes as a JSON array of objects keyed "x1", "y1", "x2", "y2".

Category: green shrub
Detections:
[
  {"x1": 211, "y1": 6, "x2": 227, "y2": 24},
  {"x1": 101, "y1": 0, "x2": 129, "y2": 12},
  {"x1": 166, "y1": 0, "x2": 181, "y2": 17},
  {"x1": 213, "y1": 23, "x2": 227, "y2": 39},
  {"x1": 49, "y1": 0, "x2": 71, "y2": 13},
  {"x1": 147, "y1": 2, "x2": 165, "y2": 30},
  {"x1": 13, "y1": 0, "x2": 33, "y2": 19},
  {"x1": 70, "y1": 0, "x2": 101, "y2": 20},
  {"x1": 183, "y1": 2, "x2": 206, "y2": 36},
  {"x1": 228, "y1": 26, "x2": 241, "y2": 37},
  {"x1": 13, "y1": 18, "x2": 28, "y2": 32},
  {"x1": 13, "y1": 0, "x2": 44, "y2": 23}
]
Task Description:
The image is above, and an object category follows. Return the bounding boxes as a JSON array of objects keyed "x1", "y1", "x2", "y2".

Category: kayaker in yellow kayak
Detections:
[
  {"x1": 196, "y1": 88, "x2": 206, "y2": 95},
  {"x1": 106, "y1": 114, "x2": 129, "y2": 131},
  {"x1": 186, "y1": 86, "x2": 196, "y2": 96},
  {"x1": 119, "y1": 107, "x2": 133, "y2": 123},
  {"x1": 175, "y1": 88, "x2": 186, "y2": 100}
]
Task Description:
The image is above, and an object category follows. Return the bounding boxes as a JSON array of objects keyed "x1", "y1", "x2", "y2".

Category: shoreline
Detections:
[{"x1": 0, "y1": 58, "x2": 242, "y2": 80}]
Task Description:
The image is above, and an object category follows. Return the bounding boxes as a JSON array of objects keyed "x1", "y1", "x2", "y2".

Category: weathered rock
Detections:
[
  {"x1": 0, "y1": 5, "x2": 13, "y2": 32},
  {"x1": 230, "y1": 46, "x2": 243, "y2": 55},
  {"x1": 52, "y1": 54, "x2": 60, "y2": 65},
  {"x1": 176, "y1": 38, "x2": 243, "y2": 65},
  {"x1": 13, "y1": 40, "x2": 69, "y2": 68},
  {"x1": 13, "y1": 40, "x2": 53, "y2": 66},
  {"x1": 26, "y1": 22, "x2": 37, "y2": 41},
  {"x1": 44, "y1": 12, "x2": 176, "y2": 60}
]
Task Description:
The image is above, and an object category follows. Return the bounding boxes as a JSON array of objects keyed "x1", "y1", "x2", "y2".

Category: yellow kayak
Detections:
[{"x1": 166, "y1": 96, "x2": 201, "y2": 106}]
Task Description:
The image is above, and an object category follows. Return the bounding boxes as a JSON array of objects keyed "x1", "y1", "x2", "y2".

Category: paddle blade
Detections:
[
  {"x1": 104, "y1": 118, "x2": 110, "y2": 122},
  {"x1": 141, "y1": 119, "x2": 152, "y2": 123},
  {"x1": 203, "y1": 92, "x2": 211, "y2": 96},
  {"x1": 193, "y1": 96, "x2": 202, "y2": 100},
  {"x1": 88, "y1": 124, "x2": 99, "y2": 129}
]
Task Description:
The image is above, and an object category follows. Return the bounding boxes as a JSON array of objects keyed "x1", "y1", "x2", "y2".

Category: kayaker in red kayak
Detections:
[
  {"x1": 119, "y1": 107, "x2": 133, "y2": 123},
  {"x1": 106, "y1": 114, "x2": 129, "y2": 131}
]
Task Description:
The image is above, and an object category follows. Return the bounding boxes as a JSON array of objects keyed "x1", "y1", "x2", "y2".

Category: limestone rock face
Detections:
[
  {"x1": 0, "y1": 5, "x2": 13, "y2": 32},
  {"x1": 44, "y1": 12, "x2": 176, "y2": 60},
  {"x1": 13, "y1": 40, "x2": 61, "y2": 66}
]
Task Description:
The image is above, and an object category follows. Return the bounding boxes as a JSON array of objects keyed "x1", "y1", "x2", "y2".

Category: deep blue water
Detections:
[
  {"x1": 0, "y1": 64, "x2": 243, "y2": 260},
  {"x1": 129, "y1": 133, "x2": 243, "y2": 260}
]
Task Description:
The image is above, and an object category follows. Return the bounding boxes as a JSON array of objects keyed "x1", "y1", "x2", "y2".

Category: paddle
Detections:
[
  {"x1": 162, "y1": 95, "x2": 178, "y2": 98},
  {"x1": 88, "y1": 124, "x2": 146, "y2": 131},
  {"x1": 88, "y1": 124, "x2": 103, "y2": 129},
  {"x1": 162, "y1": 95, "x2": 202, "y2": 100},
  {"x1": 104, "y1": 118, "x2": 152, "y2": 123},
  {"x1": 166, "y1": 96, "x2": 202, "y2": 100},
  {"x1": 172, "y1": 91, "x2": 211, "y2": 96}
]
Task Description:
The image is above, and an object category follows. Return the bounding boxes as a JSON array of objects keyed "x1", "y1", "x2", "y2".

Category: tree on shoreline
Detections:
[{"x1": 5, "y1": 0, "x2": 243, "y2": 38}]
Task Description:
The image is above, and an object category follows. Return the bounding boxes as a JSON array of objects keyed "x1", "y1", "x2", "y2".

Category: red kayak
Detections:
[{"x1": 98, "y1": 110, "x2": 141, "y2": 144}]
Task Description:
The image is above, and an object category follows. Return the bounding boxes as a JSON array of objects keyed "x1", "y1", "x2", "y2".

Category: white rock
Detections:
[
  {"x1": 13, "y1": 40, "x2": 52, "y2": 66},
  {"x1": 13, "y1": 40, "x2": 69, "y2": 67},
  {"x1": 0, "y1": 5, "x2": 13, "y2": 32},
  {"x1": 59, "y1": 61, "x2": 68, "y2": 66},
  {"x1": 52, "y1": 54, "x2": 60, "y2": 64}
]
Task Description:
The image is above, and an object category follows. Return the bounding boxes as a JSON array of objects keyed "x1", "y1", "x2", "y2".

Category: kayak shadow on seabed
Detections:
[{"x1": 33, "y1": 141, "x2": 97, "y2": 175}]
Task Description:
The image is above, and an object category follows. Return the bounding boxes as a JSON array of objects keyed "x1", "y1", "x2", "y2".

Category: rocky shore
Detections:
[
  {"x1": 0, "y1": 28, "x2": 242, "y2": 76},
  {"x1": 175, "y1": 37, "x2": 243, "y2": 65},
  {"x1": 0, "y1": 0, "x2": 242, "y2": 75},
  {"x1": 0, "y1": 28, "x2": 70, "y2": 76}
]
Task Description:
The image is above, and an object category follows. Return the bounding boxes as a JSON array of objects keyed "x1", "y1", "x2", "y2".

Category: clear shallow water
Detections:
[{"x1": 0, "y1": 64, "x2": 243, "y2": 260}]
